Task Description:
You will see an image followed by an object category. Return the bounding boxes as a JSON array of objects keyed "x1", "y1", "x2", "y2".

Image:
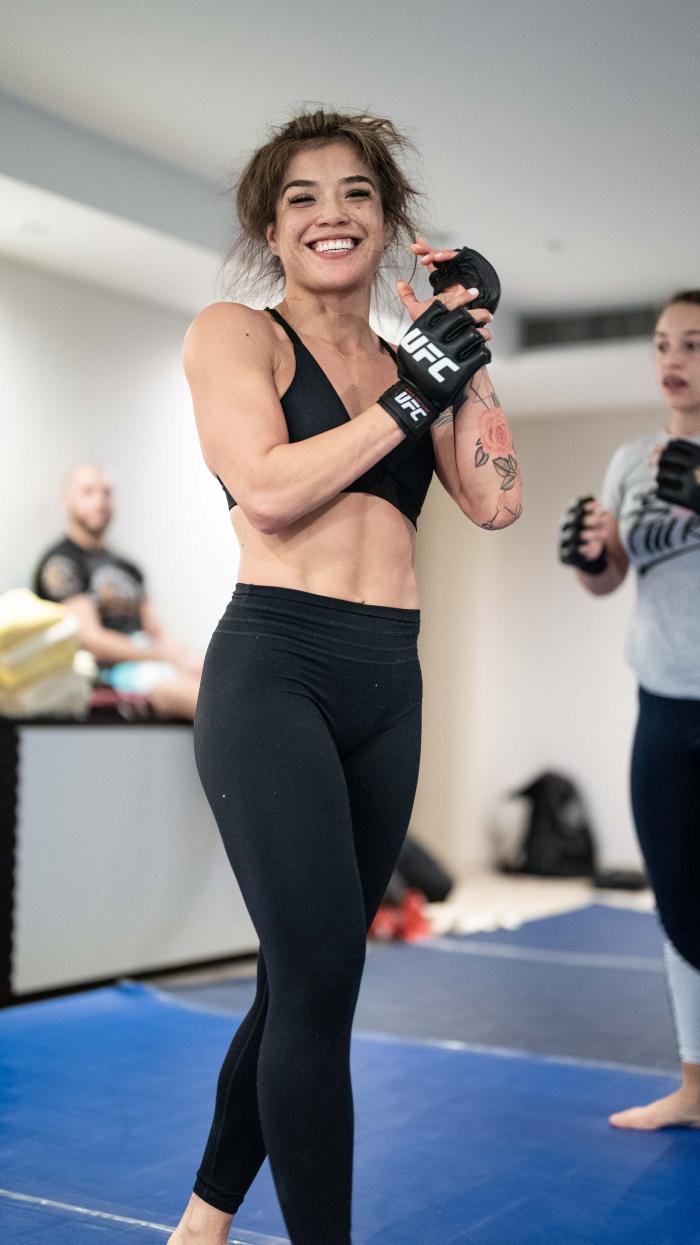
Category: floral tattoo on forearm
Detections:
[
  {"x1": 467, "y1": 374, "x2": 521, "y2": 528},
  {"x1": 436, "y1": 372, "x2": 521, "y2": 528}
]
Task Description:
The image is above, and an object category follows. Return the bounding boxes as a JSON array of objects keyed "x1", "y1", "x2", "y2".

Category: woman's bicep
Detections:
[{"x1": 183, "y1": 303, "x2": 289, "y2": 511}]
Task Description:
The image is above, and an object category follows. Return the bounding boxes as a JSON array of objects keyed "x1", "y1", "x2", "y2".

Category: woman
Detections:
[
  {"x1": 171, "y1": 109, "x2": 522, "y2": 1245},
  {"x1": 560, "y1": 290, "x2": 700, "y2": 1131}
]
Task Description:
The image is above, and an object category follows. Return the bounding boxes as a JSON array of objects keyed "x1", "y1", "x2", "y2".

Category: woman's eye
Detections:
[{"x1": 288, "y1": 190, "x2": 371, "y2": 205}]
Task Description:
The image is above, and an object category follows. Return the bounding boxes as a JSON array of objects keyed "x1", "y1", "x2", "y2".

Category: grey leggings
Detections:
[{"x1": 664, "y1": 939, "x2": 700, "y2": 1065}]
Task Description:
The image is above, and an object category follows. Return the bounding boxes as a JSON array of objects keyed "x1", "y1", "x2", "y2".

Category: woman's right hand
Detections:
[
  {"x1": 578, "y1": 498, "x2": 616, "y2": 561},
  {"x1": 395, "y1": 237, "x2": 493, "y2": 338}
]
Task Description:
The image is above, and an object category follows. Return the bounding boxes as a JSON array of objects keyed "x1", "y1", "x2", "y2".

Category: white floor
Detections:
[{"x1": 426, "y1": 870, "x2": 654, "y2": 936}]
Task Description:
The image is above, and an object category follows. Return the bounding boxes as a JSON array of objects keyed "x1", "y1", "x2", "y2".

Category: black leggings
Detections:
[
  {"x1": 192, "y1": 584, "x2": 422, "y2": 1244},
  {"x1": 631, "y1": 686, "x2": 700, "y2": 972}
]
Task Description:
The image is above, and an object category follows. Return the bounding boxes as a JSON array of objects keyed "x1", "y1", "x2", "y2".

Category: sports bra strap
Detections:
[
  {"x1": 266, "y1": 305, "x2": 302, "y2": 345},
  {"x1": 266, "y1": 306, "x2": 397, "y2": 362}
]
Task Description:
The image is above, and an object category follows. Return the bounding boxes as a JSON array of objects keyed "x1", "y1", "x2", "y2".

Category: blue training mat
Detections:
[
  {"x1": 457, "y1": 902, "x2": 663, "y2": 957},
  {"x1": 164, "y1": 905, "x2": 677, "y2": 1072},
  {"x1": 1, "y1": 979, "x2": 698, "y2": 1244}
]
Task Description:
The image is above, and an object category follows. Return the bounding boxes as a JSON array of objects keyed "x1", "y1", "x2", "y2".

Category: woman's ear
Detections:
[{"x1": 265, "y1": 222, "x2": 278, "y2": 255}]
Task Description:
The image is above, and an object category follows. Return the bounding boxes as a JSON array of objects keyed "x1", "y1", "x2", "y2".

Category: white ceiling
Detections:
[
  {"x1": 0, "y1": 0, "x2": 698, "y2": 313},
  {"x1": 0, "y1": 175, "x2": 219, "y2": 315}
]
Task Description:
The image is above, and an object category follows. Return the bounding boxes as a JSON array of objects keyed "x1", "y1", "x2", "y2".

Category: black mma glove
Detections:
[
  {"x1": 656, "y1": 438, "x2": 700, "y2": 515},
  {"x1": 558, "y1": 496, "x2": 609, "y2": 575},
  {"x1": 429, "y1": 245, "x2": 501, "y2": 315},
  {"x1": 378, "y1": 301, "x2": 491, "y2": 440}
]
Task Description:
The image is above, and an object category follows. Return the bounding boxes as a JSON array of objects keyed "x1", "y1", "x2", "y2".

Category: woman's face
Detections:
[
  {"x1": 654, "y1": 301, "x2": 700, "y2": 416},
  {"x1": 266, "y1": 141, "x2": 391, "y2": 296}
]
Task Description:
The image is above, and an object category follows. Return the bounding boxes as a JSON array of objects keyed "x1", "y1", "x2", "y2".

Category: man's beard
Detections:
[{"x1": 77, "y1": 514, "x2": 109, "y2": 539}]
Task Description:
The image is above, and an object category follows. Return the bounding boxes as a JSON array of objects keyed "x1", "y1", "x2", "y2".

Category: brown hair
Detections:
[
  {"x1": 658, "y1": 290, "x2": 700, "y2": 316},
  {"x1": 222, "y1": 108, "x2": 422, "y2": 303}
]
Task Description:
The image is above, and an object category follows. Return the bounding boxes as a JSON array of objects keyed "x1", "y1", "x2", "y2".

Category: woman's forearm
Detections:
[
  {"x1": 248, "y1": 405, "x2": 404, "y2": 532},
  {"x1": 449, "y1": 367, "x2": 523, "y2": 528}
]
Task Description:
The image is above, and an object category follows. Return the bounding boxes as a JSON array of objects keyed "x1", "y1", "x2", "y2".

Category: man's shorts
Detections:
[{"x1": 98, "y1": 632, "x2": 178, "y2": 695}]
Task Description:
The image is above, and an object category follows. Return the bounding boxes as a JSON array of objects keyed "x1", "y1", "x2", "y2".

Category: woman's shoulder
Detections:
[
  {"x1": 186, "y1": 300, "x2": 275, "y2": 338},
  {"x1": 609, "y1": 431, "x2": 663, "y2": 471},
  {"x1": 602, "y1": 433, "x2": 665, "y2": 515},
  {"x1": 183, "y1": 301, "x2": 277, "y2": 369}
]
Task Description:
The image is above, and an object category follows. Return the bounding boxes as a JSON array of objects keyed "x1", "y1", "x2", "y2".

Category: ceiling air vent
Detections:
[{"x1": 521, "y1": 305, "x2": 658, "y2": 350}]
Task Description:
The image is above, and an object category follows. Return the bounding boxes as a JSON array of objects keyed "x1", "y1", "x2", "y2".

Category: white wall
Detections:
[
  {"x1": 414, "y1": 405, "x2": 665, "y2": 875},
  {"x1": 0, "y1": 254, "x2": 238, "y2": 651}
]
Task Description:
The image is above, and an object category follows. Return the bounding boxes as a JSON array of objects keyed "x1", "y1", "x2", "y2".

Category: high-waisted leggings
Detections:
[
  {"x1": 631, "y1": 687, "x2": 700, "y2": 1062},
  {"x1": 192, "y1": 583, "x2": 422, "y2": 1244}
]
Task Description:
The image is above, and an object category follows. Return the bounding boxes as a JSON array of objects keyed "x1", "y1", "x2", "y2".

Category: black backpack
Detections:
[{"x1": 500, "y1": 770, "x2": 597, "y2": 878}]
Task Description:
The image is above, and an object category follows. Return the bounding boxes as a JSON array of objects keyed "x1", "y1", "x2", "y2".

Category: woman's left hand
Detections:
[{"x1": 396, "y1": 237, "x2": 493, "y2": 342}]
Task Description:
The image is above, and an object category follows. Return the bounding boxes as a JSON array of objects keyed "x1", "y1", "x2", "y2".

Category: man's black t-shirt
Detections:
[{"x1": 33, "y1": 536, "x2": 145, "y2": 634}]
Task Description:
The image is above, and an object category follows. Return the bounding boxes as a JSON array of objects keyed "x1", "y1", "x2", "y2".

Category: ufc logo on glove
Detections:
[
  {"x1": 394, "y1": 389, "x2": 429, "y2": 423},
  {"x1": 378, "y1": 300, "x2": 491, "y2": 440},
  {"x1": 399, "y1": 327, "x2": 461, "y2": 382}
]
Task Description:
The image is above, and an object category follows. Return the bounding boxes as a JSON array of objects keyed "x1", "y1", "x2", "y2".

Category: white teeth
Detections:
[{"x1": 313, "y1": 239, "x2": 356, "y2": 253}]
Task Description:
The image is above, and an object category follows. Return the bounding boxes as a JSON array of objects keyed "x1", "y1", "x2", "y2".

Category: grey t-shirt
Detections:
[{"x1": 601, "y1": 431, "x2": 700, "y2": 698}]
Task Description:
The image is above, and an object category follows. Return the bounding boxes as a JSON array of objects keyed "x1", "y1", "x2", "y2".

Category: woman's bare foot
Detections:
[
  {"x1": 167, "y1": 1192, "x2": 234, "y2": 1244},
  {"x1": 609, "y1": 1087, "x2": 700, "y2": 1131}
]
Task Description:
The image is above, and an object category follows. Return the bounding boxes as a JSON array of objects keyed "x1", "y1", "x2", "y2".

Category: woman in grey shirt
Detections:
[{"x1": 560, "y1": 289, "x2": 700, "y2": 1129}]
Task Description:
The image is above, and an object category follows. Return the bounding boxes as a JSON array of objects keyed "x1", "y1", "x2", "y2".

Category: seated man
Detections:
[{"x1": 33, "y1": 463, "x2": 201, "y2": 720}]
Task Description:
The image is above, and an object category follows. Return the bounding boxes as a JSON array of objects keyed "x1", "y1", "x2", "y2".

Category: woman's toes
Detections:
[{"x1": 609, "y1": 1091, "x2": 700, "y2": 1131}]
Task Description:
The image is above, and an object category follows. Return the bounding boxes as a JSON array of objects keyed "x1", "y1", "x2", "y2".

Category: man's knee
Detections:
[{"x1": 149, "y1": 672, "x2": 199, "y2": 720}]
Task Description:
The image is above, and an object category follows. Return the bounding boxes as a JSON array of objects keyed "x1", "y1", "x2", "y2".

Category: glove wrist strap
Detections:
[
  {"x1": 377, "y1": 382, "x2": 439, "y2": 440},
  {"x1": 577, "y1": 550, "x2": 609, "y2": 575}
]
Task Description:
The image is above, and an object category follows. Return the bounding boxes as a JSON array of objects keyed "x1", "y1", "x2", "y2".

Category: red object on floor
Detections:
[
  {"x1": 368, "y1": 905, "x2": 403, "y2": 941},
  {"x1": 397, "y1": 889, "x2": 432, "y2": 942},
  {"x1": 368, "y1": 890, "x2": 431, "y2": 943}
]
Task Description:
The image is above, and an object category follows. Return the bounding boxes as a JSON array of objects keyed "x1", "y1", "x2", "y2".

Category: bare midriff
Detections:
[{"x1": 232, "y1": 491, "x2": 419, "y2": 608}]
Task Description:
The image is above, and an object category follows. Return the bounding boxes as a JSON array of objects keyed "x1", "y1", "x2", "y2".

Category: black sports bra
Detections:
[{"x1": 216, "y1": 306, "x2": 434, "y2": 527}]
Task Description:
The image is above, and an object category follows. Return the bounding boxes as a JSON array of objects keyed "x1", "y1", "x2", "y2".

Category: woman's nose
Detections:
[{"x1": 315, "y1": 196, "x2": 350, "y2": 225}]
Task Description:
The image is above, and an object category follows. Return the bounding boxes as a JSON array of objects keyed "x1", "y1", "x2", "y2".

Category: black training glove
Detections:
[
  {"x1": 378, "y1": 301, "x2": 491, "y2": 440},
  {"x1": 558, "y1": 496, "x2": 609, "y2": 574},
  {"x1": 429, "y1": 245, "x2": 501, "y2": 314},
  {"x1": 656, "y1": 438, "x2": 700, "y2": 515}
]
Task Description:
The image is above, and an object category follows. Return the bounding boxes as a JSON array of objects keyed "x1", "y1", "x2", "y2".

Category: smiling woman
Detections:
[
  {"x1": 173, "y1": 107, "x2": 520, "y2": 1245},
  {"x1": 226, "y1": 109, "x2": 420, "y2": 305}
]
